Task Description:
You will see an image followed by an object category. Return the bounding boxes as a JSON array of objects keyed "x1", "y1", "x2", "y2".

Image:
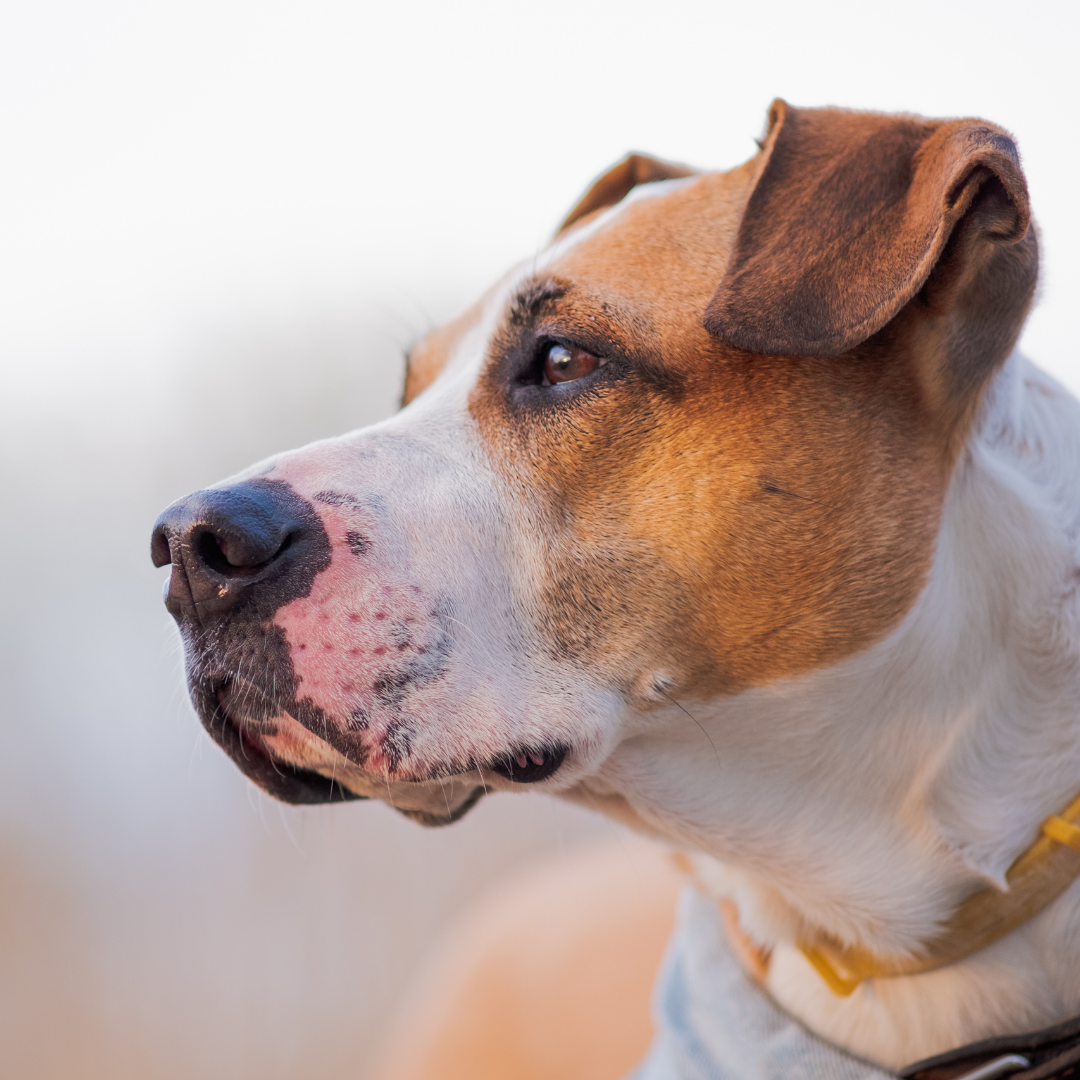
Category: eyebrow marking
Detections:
[{"x1": 507, "y1": 278, "x2": 566, "y2": 328}]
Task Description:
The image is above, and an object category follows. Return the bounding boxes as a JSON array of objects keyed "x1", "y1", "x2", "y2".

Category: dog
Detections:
[{"x1": 152, "y1": 99, "x2": 1080, "y2": 1073}]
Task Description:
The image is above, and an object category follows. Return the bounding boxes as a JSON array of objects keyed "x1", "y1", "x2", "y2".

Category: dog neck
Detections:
[{"x1": 589, "y1": 351, "x2": 1080, "y2": 1068}]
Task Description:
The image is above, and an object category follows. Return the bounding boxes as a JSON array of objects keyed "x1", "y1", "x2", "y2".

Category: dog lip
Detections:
[
  {"x1": 206, "y1": 677, "x2": 567, "y2": 788},
  {"x1": 393, "y1": 786, "x2": 487, "y2": 827},
  {"x1": 193, "y1": 678, "x2": 365, "y2": 805},
  {"x1": 215, "y1": 680, "x2": 282, "y2": 734},
  {"x1": 483, "y1": 744, "x2": 568, "y2": 784}
]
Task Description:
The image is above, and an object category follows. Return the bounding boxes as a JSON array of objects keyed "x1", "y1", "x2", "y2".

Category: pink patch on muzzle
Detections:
[{"x1": 271, "y1": 499, "x2": 450, "y2": 749}]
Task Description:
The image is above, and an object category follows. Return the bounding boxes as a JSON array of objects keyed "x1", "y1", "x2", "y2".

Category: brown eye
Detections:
[{"x1": 543, "y1": 342, "x2": 603, "y2": 385}]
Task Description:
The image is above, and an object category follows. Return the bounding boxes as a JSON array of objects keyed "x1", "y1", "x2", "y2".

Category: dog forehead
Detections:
[
  {"x1": 540, "y1": 163, "x2": 758, "y2": 335},
  {"x1": 405, "y1": 162, "x2": 758, "y2": 401}
]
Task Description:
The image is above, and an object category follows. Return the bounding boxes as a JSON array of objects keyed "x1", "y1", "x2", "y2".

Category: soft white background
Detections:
[{"x1": 1, "y1": 1, "x2": 1077, "y2": 1076}]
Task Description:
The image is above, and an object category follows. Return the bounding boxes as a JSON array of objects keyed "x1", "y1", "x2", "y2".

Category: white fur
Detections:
[{"x1": 592, "y1": 352, "x2": 1080, "y2": 1066}]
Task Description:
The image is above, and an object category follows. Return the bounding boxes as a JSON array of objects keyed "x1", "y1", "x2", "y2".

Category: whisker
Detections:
[{"x1": 661, "y1": 690, "x2": 723, "y2": 775}]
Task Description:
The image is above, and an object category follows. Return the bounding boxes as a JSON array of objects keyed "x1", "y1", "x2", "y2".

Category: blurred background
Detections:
[{"x1": 2, "y1": 0, "x2": 1078, "y2": 1076}]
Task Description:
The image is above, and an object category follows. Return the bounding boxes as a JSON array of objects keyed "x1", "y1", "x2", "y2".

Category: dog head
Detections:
[{"x1": 152, "y1": 101, "x2": 1035, "y2": 827}]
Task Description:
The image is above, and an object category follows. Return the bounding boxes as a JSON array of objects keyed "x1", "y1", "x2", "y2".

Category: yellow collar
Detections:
[{"x1": 799, "y1": 791, "x2": 1080, "y2": 995}]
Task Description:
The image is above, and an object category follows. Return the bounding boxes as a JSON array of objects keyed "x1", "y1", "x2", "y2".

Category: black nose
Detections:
[{"x1": 151, "y1": 479, "x2": 331, "y2": 621}]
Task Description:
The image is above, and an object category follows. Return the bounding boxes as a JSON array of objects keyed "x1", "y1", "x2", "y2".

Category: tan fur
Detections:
[{"x1": 468, "y1": 182, "x2": 938, "y2": 692}]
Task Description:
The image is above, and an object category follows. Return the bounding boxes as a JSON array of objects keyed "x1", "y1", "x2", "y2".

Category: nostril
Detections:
[
  {"x1": 194, "y1": 526, "x2": 295, "y2": 576},
  {"x1": 195, "y1": 530, "x2": 234, "y2": 574},
  {"x1": 150, "y1": 526, "x2": 172, "y2": 568}
]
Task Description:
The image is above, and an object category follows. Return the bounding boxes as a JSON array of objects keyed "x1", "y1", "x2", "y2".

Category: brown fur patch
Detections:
[
  {"x1": 704, "y1": 101, "x2": 1034, "y2": 374},
  {"x1": 461, "y1": 104, "x2": 1034, "y2": 699}
]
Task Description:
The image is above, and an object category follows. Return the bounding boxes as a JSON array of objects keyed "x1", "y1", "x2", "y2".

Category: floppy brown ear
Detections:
[
  {"x1": 557, "y1": 153, "x2": 697, "y2": 234},
  {"x1": 703, "y1": 100, "x2": 1034, "y2": 360}
]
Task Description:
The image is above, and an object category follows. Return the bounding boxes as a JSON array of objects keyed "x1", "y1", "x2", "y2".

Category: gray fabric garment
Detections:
[{"x1": 629, "y1": 888, "x2": 897, "y2": 1080}]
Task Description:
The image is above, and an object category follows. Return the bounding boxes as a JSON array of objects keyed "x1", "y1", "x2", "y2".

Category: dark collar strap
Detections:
[{"x1": 901, "y1": 1013, "x2": 1080, "y2": 1080}]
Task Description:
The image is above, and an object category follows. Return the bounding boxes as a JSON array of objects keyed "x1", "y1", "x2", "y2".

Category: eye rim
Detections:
[{"x1": 539, "y1": 339, "x2": 608, "y2": 387}]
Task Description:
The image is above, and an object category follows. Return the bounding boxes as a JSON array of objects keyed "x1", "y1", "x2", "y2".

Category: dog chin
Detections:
[{"x1": 306, "y1": 761, "x2": 488, "y2": 825}]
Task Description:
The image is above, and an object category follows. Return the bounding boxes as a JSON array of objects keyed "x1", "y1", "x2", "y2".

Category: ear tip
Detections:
[
  {"x1": 703, "y1": 292, "x2": 773, "y2": 351},
  {"x1": 941, "y1": 122, "x2": 1033, "y2": 240},
  {"x1": 701, "y1": 305, "x2": 726, "y2": 340},
  {"x1": 765, "y1": 98, "x2": 790, "y2": 139},
  {"x1": 947, "y1": 121, "x2": 1028, "y2": 185}
]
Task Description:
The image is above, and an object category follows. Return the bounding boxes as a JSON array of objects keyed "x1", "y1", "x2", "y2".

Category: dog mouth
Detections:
[{"x1": 200, "y1": 676, "x2": 568, "y2": 816}]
